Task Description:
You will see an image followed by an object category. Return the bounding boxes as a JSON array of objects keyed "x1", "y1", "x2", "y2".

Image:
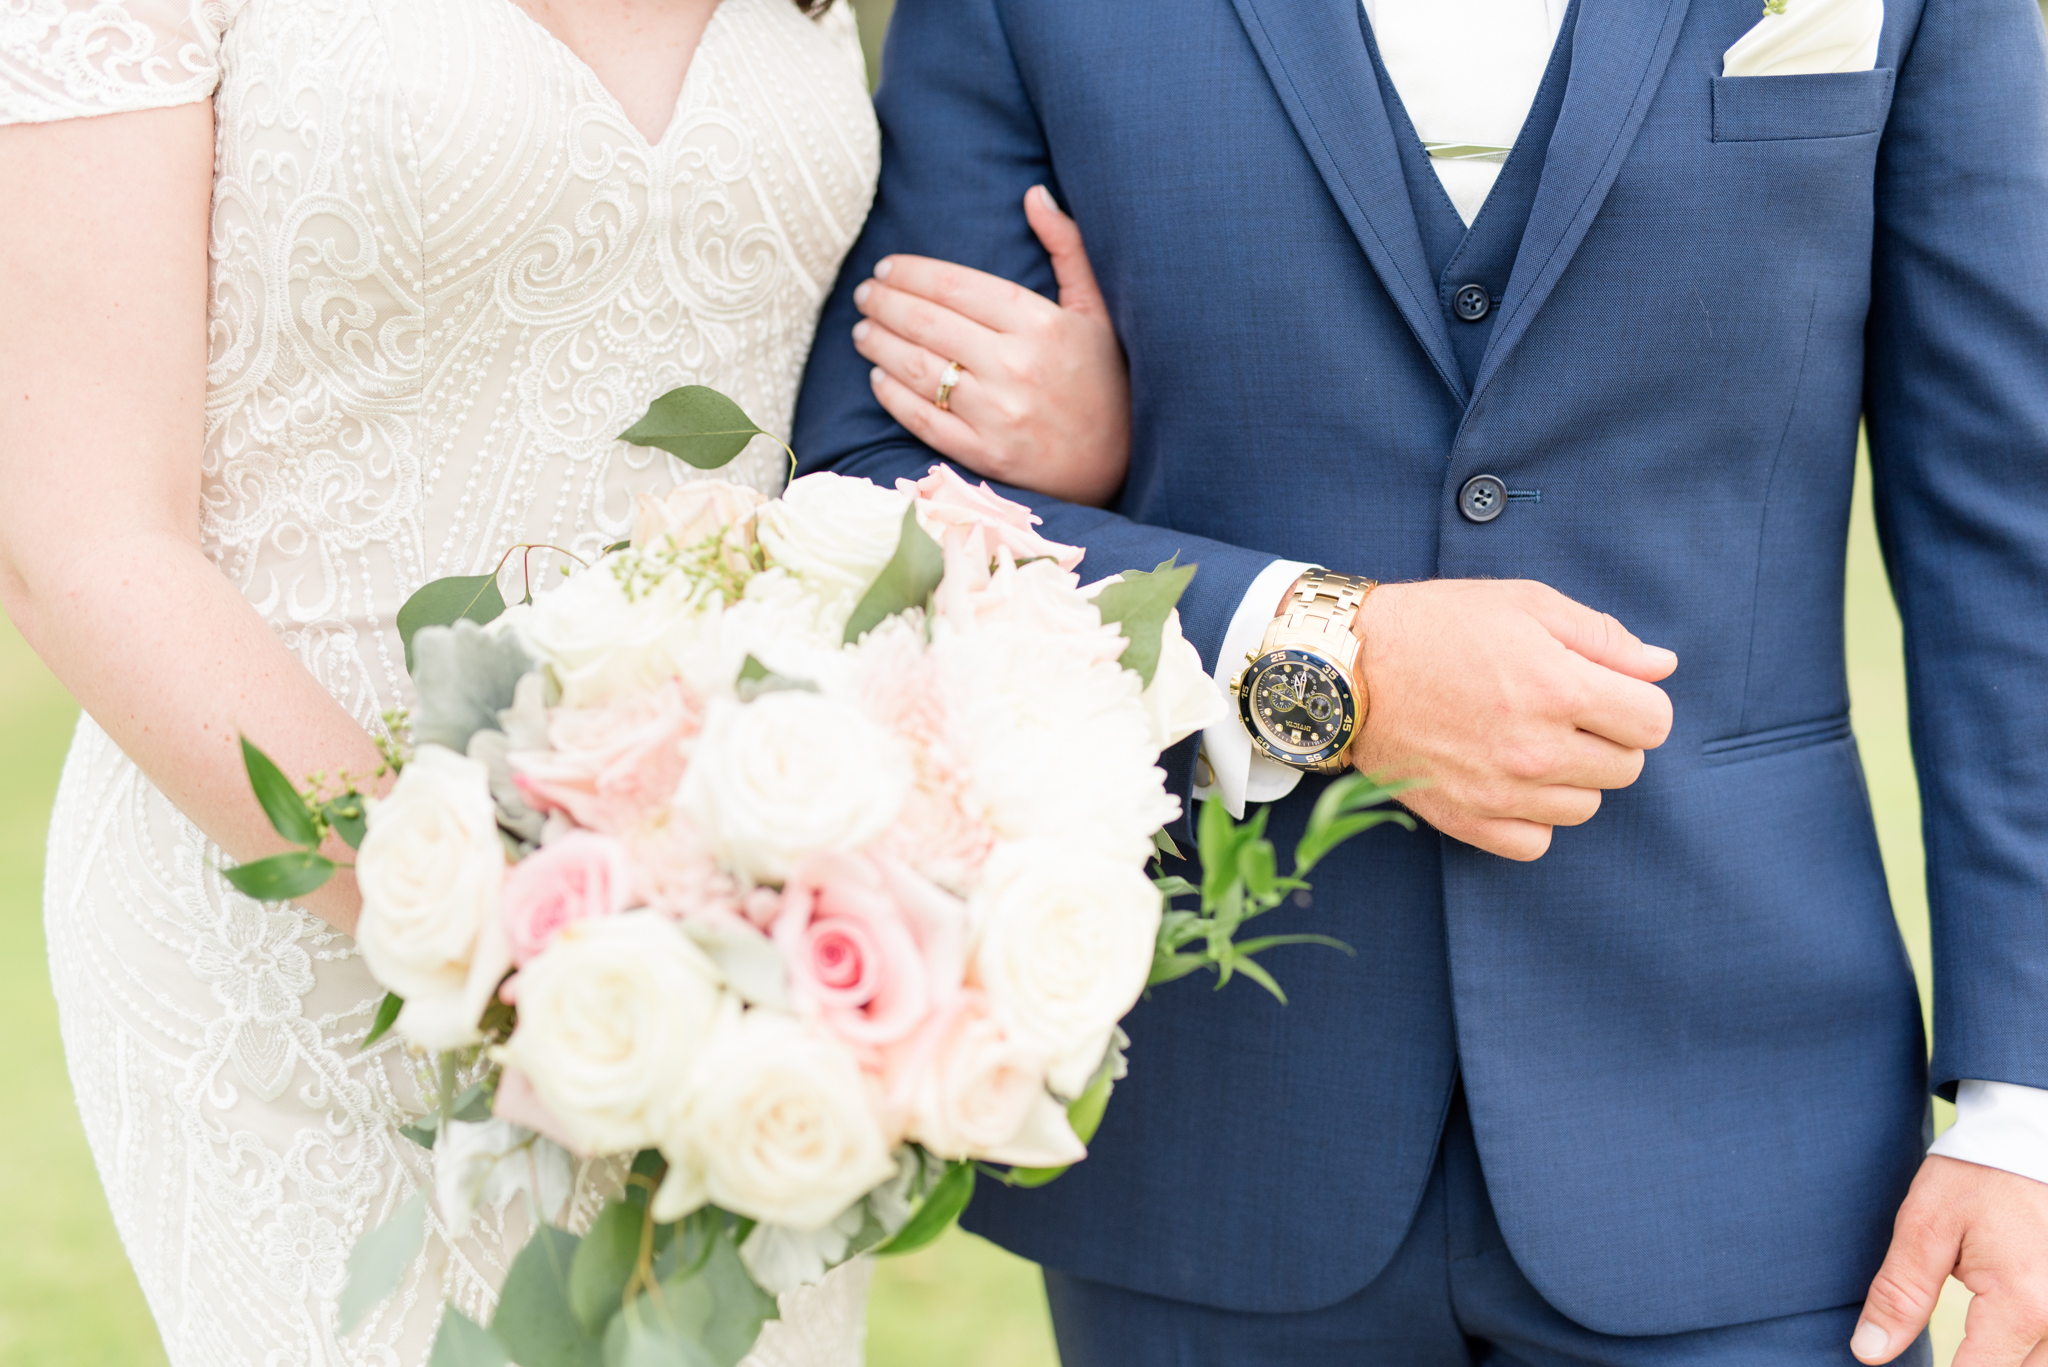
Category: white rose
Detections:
[
  {"x1": 659, "y1": 1011, "x2": 898, "y2": 1231},
  {"x1": 754, "y1": 472, "x2": 909, "y2": 596},
  {"x1": 519, "y1": 553, "x2": 739, "y2": 705},
  {"x1": 723, "y1": 566, "x2": 853, "y2": 681},
  {"x1": 496, "y1": 911, "x2": 726, "y2": 1154},
  {"x1": 969, "y1": 841, "x2": 1162, "y2": 1098},
  {"x1": 1140, "y1": 607, "x2": 1227, "y2": 750},
  {"x1": 355, "y1": 746, "x2": 510, "y2": 1051},
  {"x1": 675, "y1": 692, "x2": 912, "y2": 883},
  {"x1": 933, "y1": 620, "x2": 1181, "y2": 865},
  {"x1": 901, "y1": 992, "x2": 1087, "y2": 1168}
]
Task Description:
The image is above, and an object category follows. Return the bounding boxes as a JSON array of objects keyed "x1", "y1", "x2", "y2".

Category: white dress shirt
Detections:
[{"x1": 1193, "y1": 0, "x2": 2047, "y2": 1189}]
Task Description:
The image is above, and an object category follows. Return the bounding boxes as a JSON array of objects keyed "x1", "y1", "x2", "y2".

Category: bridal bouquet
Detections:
[{"x1": 225, "y1": 388, "x2": 1408, "y2": 1367}]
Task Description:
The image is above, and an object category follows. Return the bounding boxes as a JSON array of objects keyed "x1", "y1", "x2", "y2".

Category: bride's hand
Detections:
[{"x1": 852, "y1": 186, "x2": 1131, "y2": 508}]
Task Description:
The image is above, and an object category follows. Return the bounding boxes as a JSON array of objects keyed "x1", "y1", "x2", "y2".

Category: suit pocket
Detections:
[
  {"x1": 1711, "y1": 69, "x2": 1896, "y2": 143},
  {"x1": 1701, "y1": 713, "x2": 1853, "y2": 766}
]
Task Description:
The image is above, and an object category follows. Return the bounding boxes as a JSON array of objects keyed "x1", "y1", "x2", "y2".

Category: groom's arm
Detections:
[
  {"x1": 789, "y1": 0, "x2": 1274, "y2": 678},
  {"x1": 794, "y1": 0, "x2": 1675, "y2": 858},
  {"x1": 1853, "y1": 0, "x2": 2048, "y2": 1361}
]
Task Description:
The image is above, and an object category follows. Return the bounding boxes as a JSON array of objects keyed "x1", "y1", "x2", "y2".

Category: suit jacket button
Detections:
[
  {"x1": 1453, "y1": 283, "x2": 1491, "y2": 321},
  {"x1": 1459, "y1": 474, "x2": 1507, "y2": 523}
]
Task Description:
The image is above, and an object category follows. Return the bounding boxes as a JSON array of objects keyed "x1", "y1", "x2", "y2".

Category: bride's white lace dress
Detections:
[{"x1": 2, "y1": 0, "x2": 880, "y2": 1361}]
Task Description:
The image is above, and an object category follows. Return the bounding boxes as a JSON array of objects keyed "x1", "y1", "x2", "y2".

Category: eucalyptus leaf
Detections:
[
  {"x1": 602, "y1": 1288, "x2": 717, "y2": 1367},
  {"x1": 493, "y1": 1225, "x2": 603, "y2": 1367},
  {"x1": 619, "y1": 386, "x2": 768, "y2": 471},
  {"x1": 843, "y1": 506, "x2": 944, "y2": 644},
  {"x1": 224, "y1": 850, "x2": 336, "y2": 902},
  {"x1": 430, "y1": 1309, "x2": 512, "y2": 1367},
  {"x1": 450, "y1": 1078, "x2": 495, "y2": 1124},
  {"x1": 1152, "y1": 827, "x2": 1182, "y2": 861},
  {"x1": 412, "y1": 622, "x2": 534, "y2": 754},
  {"x1": 400, "y1": 1120, "x2": 439, "y2": 1150},
  {"x1": 875, "y1": 1162, "x2": 974, "y2": 1256},
  {"x1": 362, "y1": 992, "x2": 405, "y2": 1050},
  {"x1": 1093, "y1": 557, "x2": 1197, "y2": 687},
  {"x1": 569, "y1": 1203, "x2": 642, "y2": 1336},
  {"x1": 399, "y1": 573, "x2": 508, "y2": 675},
  {"x1": 693, "y1": 1232, "x2": 778, "y2": 1367},
  {"x1": 338, "y1": 1192, "x2": 427, "y2": 1332},
  {"x1": 241, "y1": 737, "x2": 321, "y2": 847}
]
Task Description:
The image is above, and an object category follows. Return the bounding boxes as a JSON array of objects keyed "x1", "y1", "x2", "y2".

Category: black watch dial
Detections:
[{"x1": 1238, "y1": 649, "x2": 1359, "y2": 768}]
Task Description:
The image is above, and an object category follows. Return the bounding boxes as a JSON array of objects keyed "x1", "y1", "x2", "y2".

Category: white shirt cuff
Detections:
[
  {"x1": 1928, "y1": 1080, "x2": 2048, "y2": 1186},
  {"x1": 1193, "y1": 559, "x2": 1317, "y2": 820}
]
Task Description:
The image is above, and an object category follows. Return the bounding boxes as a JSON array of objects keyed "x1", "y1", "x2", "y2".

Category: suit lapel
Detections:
[
  {"x1": 1470, "y1": 0, "x2": 1694, "y2": 406},
  {"x1": 1229, "y1": 0, "x2": 1465, "y2": 403}
]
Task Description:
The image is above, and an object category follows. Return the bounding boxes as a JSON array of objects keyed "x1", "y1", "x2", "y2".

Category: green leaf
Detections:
[
  {"x1": 875, "y1": 1162, "x2": 974, "y2": 1256},
  {"x1": 339, "y1": 1192, "x2": 427, "y2": 1332},
  {"x1": 450, "y1": 1078, "x2": 495, "y2": 1123},
  {"x1": 1228, "y1": 956, "x2": 1287, "y2": 1004},
  {"x1": 494, "y1": 1225, "x2": 604, "y2": 1367},
  {"x1": 1197, "y1": 796, "x2": 1245, "y2": 907},
  {"x1": 323, "y1": 794, "x2": 369, "y2": 851},
  {"x1": 603, "y1": 540, "x2": 631, "y2": 555},
  {"x1": 618, "y1": 386, "x2": 769, "y2": 471},
  {"x1": 240, "y1": 736, "x2": 322, "y2": 847},
  {"x1": 843, "y1": 506, "x2": 944, "y2": 644},
  {"x1": 398, "y1": 573, "x2": 508, "y2": 675},
  {"x1": 1093, "y1": 557, "x2": 1197, "y2": 687},
  {"x1": 1237, "y1": 838, "x2": 1279, "y2": 903},
  {"x1": 1294, "y1": 773, "x2": 1418, "y2": 875},
  {"x1": 1152, "y1": 875, "x2": 1198, "y2": 903},
  {"x1": 430, "y1": 1309, "x2": 512, "y2": 1367},
  {"x1": 223, "y1": 850, "x2": 336, "y2": 902},
  {"x1": 737, "y1": 655, "x2": 771, "y2": 685},
  {"x1": 1234, "y1": 933, "x2": 1355, "y2": 959},
  {"x1": 1147, "y1": 951, "x2": 1209, "y2": 986},
  {"x1": 362, "y1": 992, "x2": 405, "y2": 1049},
  {"x1": 569, "y1": 1203, "x2": 643, "y2": 1336},
  {"x1": 400, "y1": 1119, "x2": 439, "y2": 1150}
]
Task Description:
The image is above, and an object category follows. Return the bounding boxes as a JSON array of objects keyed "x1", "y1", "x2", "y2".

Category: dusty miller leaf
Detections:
[{"x1": 411, "y1": 622, "x2": 534, "y2": 754}]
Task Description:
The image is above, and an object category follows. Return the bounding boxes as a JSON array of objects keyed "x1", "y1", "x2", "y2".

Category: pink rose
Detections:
[
  {"x1": 510, "y1": 682, "x2": 700, "y2": 835},
  {"x1": 879, "y1": 989, "x2": 1086, "y2": 1167},
  {"x1": 500, "y1": 830, "x2": 635, "y2": 965},
  {"x1": 631, "y1": 480, "x2": 766, "y2": 568},
  {"x1": 930, "y1": 543, "x2": 1126, "y2": 673},
  {"x1": 897, "y1": 464, "x2": 1084, "y2": 572},
  {"x1": 773, "y1": 852, "x2": 968, "y2": 1053}
]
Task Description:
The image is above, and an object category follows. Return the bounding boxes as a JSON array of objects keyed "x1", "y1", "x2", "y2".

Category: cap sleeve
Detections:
[{"x1": 1, "y1": 0, "x2": 237, "y2": 125}]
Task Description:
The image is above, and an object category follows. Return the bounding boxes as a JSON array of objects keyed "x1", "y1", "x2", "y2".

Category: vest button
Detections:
[
  {"x1": 1453, "y1": 283, "x2": 1491, "y2": 322},
  {"x1": 1459, "y1": 474, "x2": 1507, "y2": 523}
]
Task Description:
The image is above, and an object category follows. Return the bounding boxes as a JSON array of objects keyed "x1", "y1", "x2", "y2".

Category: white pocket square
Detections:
[{"x1": 1723, "y1": 0, "x2": 1883, "y2": 77}]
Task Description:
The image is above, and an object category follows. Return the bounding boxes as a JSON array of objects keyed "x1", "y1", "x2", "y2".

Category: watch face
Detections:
[{"x1": 1238, "y1": 649, "x2": 1358, "y2": 768}]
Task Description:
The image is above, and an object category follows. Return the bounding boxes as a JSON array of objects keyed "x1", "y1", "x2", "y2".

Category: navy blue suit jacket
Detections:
[{"x1": 792, "y1": 0, "x2": 2048, "y2": 1336}]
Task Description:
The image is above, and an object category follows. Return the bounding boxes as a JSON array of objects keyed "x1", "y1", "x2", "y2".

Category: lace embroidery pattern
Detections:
[{"x1": 14, "y1": 0, "x2": 880, "y2": 1361}]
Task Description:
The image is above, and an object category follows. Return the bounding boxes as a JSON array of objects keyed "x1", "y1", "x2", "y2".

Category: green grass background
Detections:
[{"x1": 0, "y1": 1, "x2": 1984, "y2": 1358}]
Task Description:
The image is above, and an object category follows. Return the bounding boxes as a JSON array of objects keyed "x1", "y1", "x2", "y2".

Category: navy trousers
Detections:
[{"x1": 1042, "y1": 1091, "x2": 1933, "y2": 1367}]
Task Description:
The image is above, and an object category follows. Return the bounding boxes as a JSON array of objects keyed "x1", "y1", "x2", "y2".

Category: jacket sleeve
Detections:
[
  {"x1": 1864, "y1": 0, "x2": 2048, "y2": 1098},
  {"x1": 789, "y1": 0, "x2": 1275, "y2": 682}
]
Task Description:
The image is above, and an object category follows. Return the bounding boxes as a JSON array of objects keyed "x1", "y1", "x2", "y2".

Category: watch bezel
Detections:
[{"x1": 1236, "y1": 647, "x2": 1360, "y2": 770}]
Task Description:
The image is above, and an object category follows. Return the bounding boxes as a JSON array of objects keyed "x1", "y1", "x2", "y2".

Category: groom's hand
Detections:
[
  {"x1": 1852, "y1": 1156, "x2": 2048, "y2": 1366},
  {"x1": 1344, "y1": 579, "x2": 1676, "y2": 861}
]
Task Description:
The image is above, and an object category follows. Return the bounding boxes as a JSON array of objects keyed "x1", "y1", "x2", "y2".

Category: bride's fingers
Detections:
[
  {"x1": 1023, "y1": 185, "x2": 1106, "y2": 318},
  {"x1": 868, "y1": 253, "x2": 1044, "y2": 334},
  {"x1": 868, "y1": 365, "x2": 990, "y2": 467},
  {"x1": 852, "y1": 319, "x2": 993, "y2": 425},
  {"x1": 855, "y1": 277, "x2": 1002, "y2": 375}
]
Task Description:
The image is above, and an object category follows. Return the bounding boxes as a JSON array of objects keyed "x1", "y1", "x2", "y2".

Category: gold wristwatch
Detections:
[{"x1": 1230, "y1": 569, "x2": 1376, "y2": 775}]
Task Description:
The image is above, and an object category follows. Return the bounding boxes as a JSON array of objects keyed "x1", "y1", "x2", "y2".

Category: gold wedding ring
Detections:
[{"x1": 935, "y1": 361, "x2": 962, "y2": 412}]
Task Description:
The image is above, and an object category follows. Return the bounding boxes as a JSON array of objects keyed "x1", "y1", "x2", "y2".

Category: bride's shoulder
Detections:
[{"x1": 0, "y1": 0, "x2": 258, "y2": 125}]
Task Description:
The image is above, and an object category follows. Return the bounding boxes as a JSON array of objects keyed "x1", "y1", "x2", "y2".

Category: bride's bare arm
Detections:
[
  {"x1": 0, "y1": 105, "x2": 386, "y2": 933},
  {"x1": 851, "y1": 186, "x2": 1131, "y2": 507}
]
